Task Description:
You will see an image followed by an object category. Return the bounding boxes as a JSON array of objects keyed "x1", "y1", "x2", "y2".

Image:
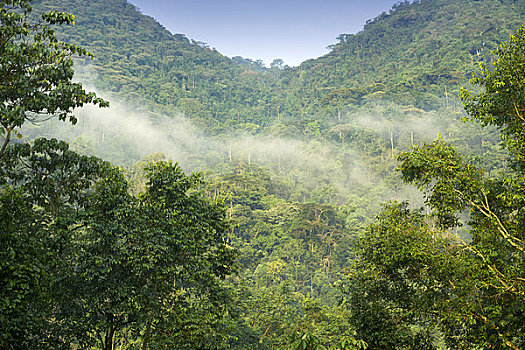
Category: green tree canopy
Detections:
[
  {"x1": 0, "y1": 0, "x2": 108, "y2": 153},
  {"x1": 460, "y1": 26, "x2": 525, "y2": 169},
  {"x1": 345, "y1": 26, "x2": 525, "y2": 349}
]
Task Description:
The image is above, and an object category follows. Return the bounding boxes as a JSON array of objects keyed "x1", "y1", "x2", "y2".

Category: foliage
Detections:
[
  {"x1": 0, "y1": 139, "x2": 238, "y2": 349},
  {"x1": 345, "y1": 26, "x2": 525, "y2": 349},
  {"x1": 33, "y1": 0, "x2": 281, "y2": 134},
  {"x1": 0, "y1": 0, "x2": 108, "y2": 153},
  {"x1": 4, "y1": 0, "x2": 525, "y2": 349},
  {"x1": 72, "y1": 160, "x2": 236, "y2": 349},
  {"x1": 460, "y1": 25, "x2": 525, "y2": 169},
  {"x1": 0, "y1": 138, "x2": 107, "y2": 349},
  {"x1": 343, "y1": 202, "x2": 446, "y2": 349},
  {"x1": 201, "y1": 163, "x2": 359, "y2": 348},
  {"x1": 287, "y1": 331, "x2": 367, "y2": 350},
  {"x1": 30, "y1": 0, "x2": 525, "y2": 137}
]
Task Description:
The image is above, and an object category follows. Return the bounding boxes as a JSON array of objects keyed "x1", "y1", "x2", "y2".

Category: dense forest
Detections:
[{"x1": 1, "y1": 0, "x2": 525, "y2": 349}]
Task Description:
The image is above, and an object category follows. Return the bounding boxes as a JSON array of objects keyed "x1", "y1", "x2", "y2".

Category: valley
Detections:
[{"x1": 2, "y1": 0, "x2": 525, "y2": 349}]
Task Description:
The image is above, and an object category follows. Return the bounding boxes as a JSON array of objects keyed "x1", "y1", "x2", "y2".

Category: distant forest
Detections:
[{"x1": 1, "y1": 0, "x2": 525, "y2": 349}]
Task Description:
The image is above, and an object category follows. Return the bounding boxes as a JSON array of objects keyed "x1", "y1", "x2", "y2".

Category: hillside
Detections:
[
  {"x1": 283, "y1": 0, "x2": 525, "y2": 114},
  {"x1": 33, "y1": 0, "x2": 281, "y2": 133},
  {"x1": 32, "y1": 0, "x2": 525, "y2": 136},
  {"x1": 26, "y1": 0, "x2": 512, "y2": 201},
  {"x1": 4, "y1": 0, "x2": 525, "y2": 348}
]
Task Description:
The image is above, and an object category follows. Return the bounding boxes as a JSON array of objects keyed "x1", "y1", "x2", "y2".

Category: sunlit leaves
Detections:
[
  {"x1": 0, "y1": 0, "x2": 108, "y2": 153},
  {"x1": 460, "y1": 26, "x2": 525, "y2": 169}
]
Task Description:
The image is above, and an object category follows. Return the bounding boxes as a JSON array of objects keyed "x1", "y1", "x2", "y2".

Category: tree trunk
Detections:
[
  {"x1": 310, "y1": 272, "x2": 314, "y2": 295},
  {"x1": 444, "y1": 84, "x2": 449, "y2": 109},
  {"x1": 104, "y1": 327, "x2": 115, "y2": 350},
  {"x1": 0, "y1": 127, "x2": 12, "y2": 155},
  {"x1": 142, "y1": 322, "x2": 152, "y2": 350},
  {"x1": 390, "y1": 129, "x2": 395, "y2": 158}
]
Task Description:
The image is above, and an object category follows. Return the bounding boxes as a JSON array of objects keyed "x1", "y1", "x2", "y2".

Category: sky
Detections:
[{"x1": 127, "y1": 0, "x2": 401, "y2": 67}]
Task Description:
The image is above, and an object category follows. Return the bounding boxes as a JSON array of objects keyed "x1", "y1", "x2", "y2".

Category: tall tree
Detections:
[
  {"x1": 345, "y1": 26, "x2": 525, "y2": 349},
  {"x1": 0, "y1": 0, "x2": 107, "y2": 153},
  {"x1": 0, "y1": 138, "x2": 108, "y2": 349},
  {"x1": 460, "y1": 26, "x2": 525, "y2": 169},
  {"x1": 67, "y1": 161, "x2": 237, "y2": 349},
  {"x1": 0, "y1": 141, "x2": 238, "y2": 349}
]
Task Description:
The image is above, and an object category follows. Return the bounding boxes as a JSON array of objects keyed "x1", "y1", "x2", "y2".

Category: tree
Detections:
[
  {"x1": 0, "y1": 1, "x2": 108, "y2": 343},
  {"x1": 287, "y1": 331, "x2": 367, "y2": 350},
  {"x1": 460, "y1": 26, "x2": 525, "y2": 169},
  {"x1": 0, "y1": 138, "x2": 108, "y2": 349},
  {"x1": 344, "y1": 202, "x2": 445, "y2": 349},
  {"x1": 0, "y1": 0, "x2": 108, "y2": 153},
  {"x1": 396, "y1": 140, "x2": 525, "y2": 348},
  {"x1": 64, "y1": 160, "x2": 237, "y2": 350},
  {"x1": 0, "y1": 141, "x2": 238, "y2": 349},
  {"x1": 270, "y1": 58, "x2": 284, "y2": 69},
  {"x1": 0, "y1": 3, "x2": 239, "y2": 345},
  {"x1": 346, "y1": 27, "x2": 525, "y2": 349},
  {"x1": 453, "y1": 26, "x2": 525, "y2": 348},
  {"x1": 0, "y1": 4, "x2": 108, "y2": 342}
]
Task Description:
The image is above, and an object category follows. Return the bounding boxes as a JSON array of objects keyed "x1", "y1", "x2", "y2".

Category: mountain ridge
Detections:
[{"x1": 32, "y1": 0, "x2": 525, "y2": 134}]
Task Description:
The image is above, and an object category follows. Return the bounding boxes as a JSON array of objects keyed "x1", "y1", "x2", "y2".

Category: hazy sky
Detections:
[{"x1": 127, "y1": 0, "x2": 401, "y2": 67}]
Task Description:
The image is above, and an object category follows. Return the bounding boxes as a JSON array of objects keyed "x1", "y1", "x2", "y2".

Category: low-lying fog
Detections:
[{"x1": 21, "y1": 89, "x2": 499, "y2": 213}]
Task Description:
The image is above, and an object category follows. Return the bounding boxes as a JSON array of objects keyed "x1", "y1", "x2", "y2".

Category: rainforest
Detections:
[{"x1": 1, "y1": 0, "x2": 525, "y2": 349}]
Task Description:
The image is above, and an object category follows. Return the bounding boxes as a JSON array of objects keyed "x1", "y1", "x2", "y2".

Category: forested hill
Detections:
[
  {"x1": 284, "y1": 0, "x2": 525, "y2": 112},
  {"x1": 4, "y1": 0, "x2": 525, "y2": 348},
  {"x1": 287, "y1": 0, "x2": 525, "y2": 110},
  {"x1": 32, "y1": 0, "x2": 279, "y2": 132},
  {"x1": 33, "y1": 0, "x2": 525, "y2": 134}
]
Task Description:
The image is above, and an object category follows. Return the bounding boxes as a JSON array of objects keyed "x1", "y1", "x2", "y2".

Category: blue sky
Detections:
[{"x1": 127, "y1": 0, "x2": 401, "y2": 67}]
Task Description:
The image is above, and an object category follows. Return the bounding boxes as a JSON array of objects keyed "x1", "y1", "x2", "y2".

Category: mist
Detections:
[{"x1": 21, "y1": 93, "x2": 485, "y2": 210}]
